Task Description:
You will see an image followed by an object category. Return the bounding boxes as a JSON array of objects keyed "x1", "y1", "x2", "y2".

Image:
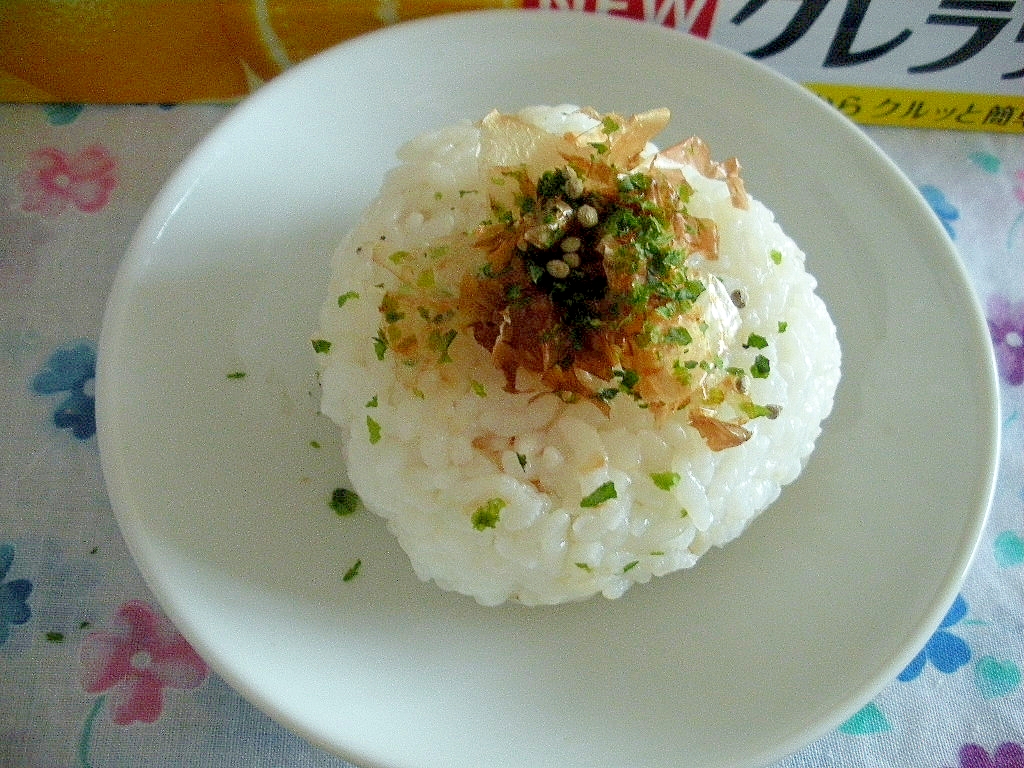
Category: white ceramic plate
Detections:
[{"x1": 97, "y1": 10, "x2": 1000, "y2": 768}]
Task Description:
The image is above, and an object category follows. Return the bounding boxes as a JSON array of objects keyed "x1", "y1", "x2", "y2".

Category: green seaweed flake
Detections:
[
  {"x1": 649, "y1": 472, "x2": 680, "y2": 491},
  {"x1": 580, "y1": 481, "x2": 617, "y2": 508},
  {"x1": 472, "y1": 498, "x2": 506, "y2": 530},
  {"x1": 329, "y1": 487, "x2": 360, "y2": 516},
  {"x1": 337, "y1": 291, "x2": 360, "y2": 307},
  {"x1": 366, "y1": 416, "x2": 382, "y2": 444},
  {"x1": 342, "y1": 559, "x2": 362, "y2": 582}
]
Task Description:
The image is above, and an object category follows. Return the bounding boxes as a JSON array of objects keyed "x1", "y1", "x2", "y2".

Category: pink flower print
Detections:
[
  {"x1": 952, "y1": 742, "x2": 1024, "y2": 768},
  {"x1": 18, "y1": 144, "x2": 117, "y2": 216},
  {"x1": 79, "y1": 600, "x2": 208, "y2": 725},
  {"x1": 988, "y1": 295, "x2": 1024, "y2": 386}
]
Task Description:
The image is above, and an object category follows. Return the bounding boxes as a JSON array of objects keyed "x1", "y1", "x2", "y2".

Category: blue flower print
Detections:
[
  {"x1": 31, "y1": 340, "x2": 96, "y2": 439},
  {"x1": 0, "y1": 544, "x2": 32, "y2": 646},
  {"x1": 898, "y1": 593, "x2": 971, "y2": 682},
  {"x1": 920, "y1": 185, "x2": 960, "y2": 239},
  {"x1": 43, "y1": 102, "x2": 84, "y2": 126}
]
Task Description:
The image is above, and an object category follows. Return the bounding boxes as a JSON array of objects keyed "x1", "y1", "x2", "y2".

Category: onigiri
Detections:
[{"x1": 315, "y1": 105, "x2": 841, "y2": 606}]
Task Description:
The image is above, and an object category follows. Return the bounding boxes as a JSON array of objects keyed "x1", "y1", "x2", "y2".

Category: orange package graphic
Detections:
[{"x1": 0, "y1": 0, "x2": 513, "y2": 102}]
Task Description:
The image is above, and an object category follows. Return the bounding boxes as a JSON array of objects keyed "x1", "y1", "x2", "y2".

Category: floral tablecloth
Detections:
[{"x1": 1, "y1": 97, "x2": 1022, "y2": 768}]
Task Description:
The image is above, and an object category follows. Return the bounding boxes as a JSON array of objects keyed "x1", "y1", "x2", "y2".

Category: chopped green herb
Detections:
[
  {"x1": 650, "y1": 471, "x2": 681, "y2": 491},
  {"x1": 381, "y1": 294, "x2": 405, "y2": 323},
  {"x1": 739, "y1": 401, "x2": 775, "y2": 419},
  {"x1": 580, "y1": 481, "x2": 617, "y2": 508},
  {"x1": 337, "y1": 291, "x2": 360, "y2": 307},
  {"x1": 311, "y1": 338, "x2": 331, "y2": 354},
  {"x1": 372, "y1": 332, "x2": 388, "y2": 360},
  {"x1": 366, "y1": 395, "x2": 378, "y2": 408},
  {"x1": 770, "y1": 249, "x2": 783, "y2": 265},
  {"x1": 537, "y1": 168, "x2": 567, "y2": 199},
  {"x1": 614, "y1": 368, "x2": 640, "y2": 391},
  {"x1": 226, "y1": 371, "x2": 246, "y2": 379},
  {"x1": 470, "y1": 379, "x2": 487, "y2": 397},
  {"x1": 576, "y1": 562, "x2": 594, "y2": 572},
  {"x1": 79, "y1": 621, "x2": 91, "y2": 630},
  {"x1": 664, "y1": 327, "x2": 693, "y2": 346},
  {"x1": 342, "y1": 559, "x2": 361, "y2": 582},
  {"x1": 601, "y1": 115, "x2": 621, "y2": 134},
  {"x1": 590, "y1": 141, "x2": 610, "y2": 155},
  {"x1": 680, "y1": 508, "x2": 689, "y2": 518},
  {"x1": 45, "y1": 631, "x2": 64, "y2": 643},
  {"x1": 496, "y1": 208, "x2": 515, "y2": 227},
  {"x1": 672, "y1": 361, "x2": 693, "y2": 386},
  {"x1": 472, "y1": 498, "x2": 506, "y2": 530},
  {"x1": 415, "y1": 268, "x2": 435, "y2": 288},
  {"x1": 744, "y1": 333, "x2": 768, "y2": 350},
  {"x1": 428, "y1": 328, "x2": 457, "y2": 363},
  {"x1": 516, "y1": 452, "x2": 528, "y2": 471},
  {"x1": 309, "y1": 440, "x2": 321, "y2": 449},
  {"x1": 623, "y1": 560, "x2": 639, "y2": 573},
  {"x1": 751, "y1": 354, "x2": 771, "y2": 379},
  {"x1": 329, "y1": 487, "x2": 360, "y2": 516},
  {"x1": 366, "y1": 416, "x2": 382, "y2": 444},
  {"x1": 684, "y1": 279, "x2": 706, "y2": 301},
  {"x1": 617, "y1": 171, "x2": 652, "y2": 194},
  {"x1": 778, "y1": 320, "x2": 788, "y2": 333},
  {"x1": 516, "y1": 193, "x2": 540, "y2": 215}
]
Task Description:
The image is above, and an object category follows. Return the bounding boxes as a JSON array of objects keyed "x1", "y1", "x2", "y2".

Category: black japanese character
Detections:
[
  {"x1": 731, "y1": 0, "x2": 911, "y2": 65},
  {"x1": 731, "y1": 0, "x2": 829, "y2": 58},
  {"x1": 954, "y1": 102, "x2": 986, "y2": 123},
  {"x1": 909, "y1": 0, "x2": 1017, "y2": 73},
  {"x1": 983, "y1": 104, "x2": 1019, "y2": 123},
  {"x1": 826, "y1": 0, "x2": 912, "y2": 65},
  {"x1": 933, "y1": 106, "x2": 961, "y2": 120},
  {"x1": 871, "y1": 98, "x2": 929, "y2": 119}
]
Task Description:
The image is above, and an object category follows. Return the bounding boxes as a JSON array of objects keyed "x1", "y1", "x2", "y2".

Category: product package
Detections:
[{"x1": 0, "y1": 0, "x2": 1021, "y2": 132}]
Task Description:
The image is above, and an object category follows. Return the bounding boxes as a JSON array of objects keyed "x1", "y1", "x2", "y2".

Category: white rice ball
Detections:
[{"x1": 316, "y1": 105, "x2": 840, "y2": 606}]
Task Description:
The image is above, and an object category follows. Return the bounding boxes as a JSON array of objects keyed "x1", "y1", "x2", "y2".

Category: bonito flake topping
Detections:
[{"x1": 373, "y1": 108, "x2": 777, "y2": 451}]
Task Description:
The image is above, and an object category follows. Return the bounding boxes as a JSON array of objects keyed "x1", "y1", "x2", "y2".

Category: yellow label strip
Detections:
[{"x1": 805, "y1": 83, "x2": 1024, "y2": 134}]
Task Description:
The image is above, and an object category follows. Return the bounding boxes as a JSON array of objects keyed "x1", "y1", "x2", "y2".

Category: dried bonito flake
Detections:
[{"x1": 376, "y1": 108, "x2": 775, "y2": 450}]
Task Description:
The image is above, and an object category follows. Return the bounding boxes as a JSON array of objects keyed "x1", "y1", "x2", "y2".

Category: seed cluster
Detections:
[{"x1": 506, "y1": 167, "x2": 626, "y2": 348}]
